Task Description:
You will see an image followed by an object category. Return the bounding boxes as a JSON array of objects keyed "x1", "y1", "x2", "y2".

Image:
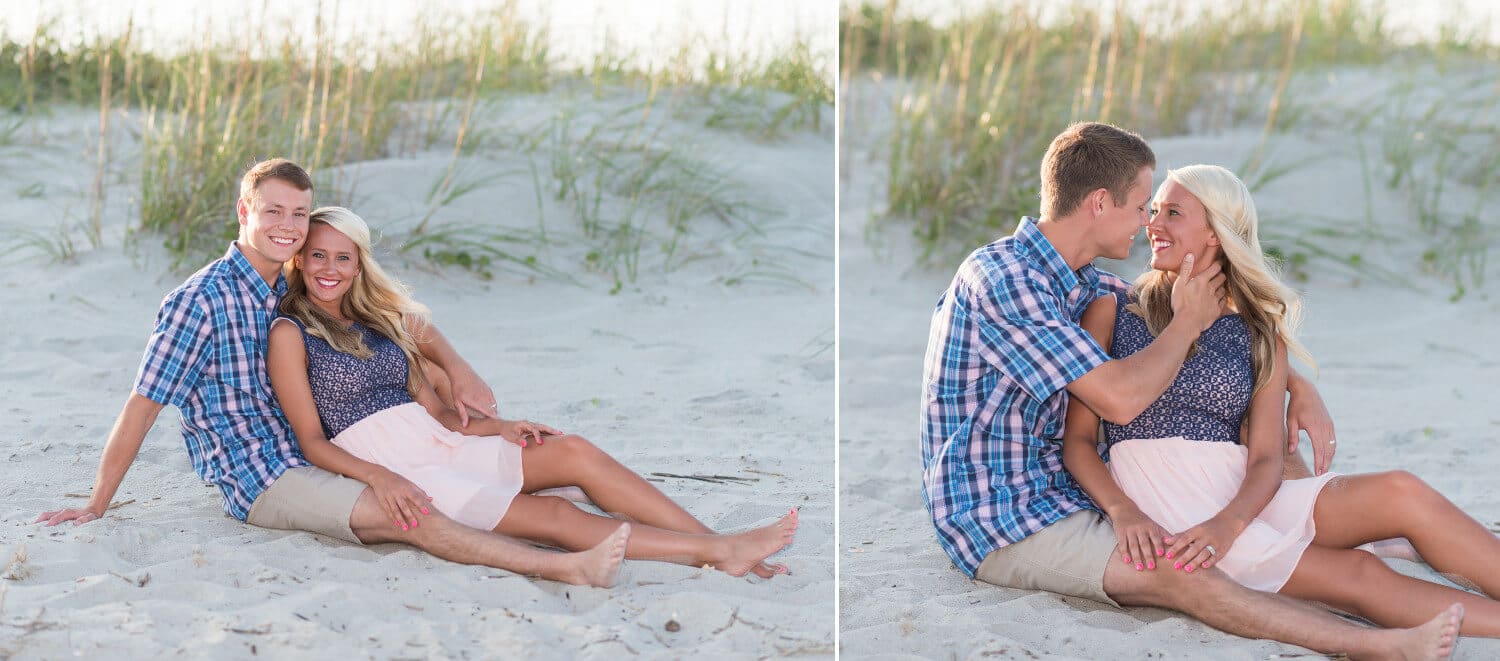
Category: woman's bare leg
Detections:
[
  {"x1": 1312, "y1": 471, "x2": 1500, "y2": 597},
  {"x1": 1282, "y1": 544, "x2": 1500, "y2": 637},
  {"x1": 493, "y1": 494, "x2": 796, "y2": 576},
  {"x1": 518, "y1": 434, "x2": 790, "y2": 576}
]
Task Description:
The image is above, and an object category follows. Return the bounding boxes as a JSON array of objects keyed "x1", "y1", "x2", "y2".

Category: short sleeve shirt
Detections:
[
  {"x1": 920, "y1": 217, "x2": 1127, "y2": 576},
  {"x1": 133, "y1": 243, "x2": 307, "y2": 520}
]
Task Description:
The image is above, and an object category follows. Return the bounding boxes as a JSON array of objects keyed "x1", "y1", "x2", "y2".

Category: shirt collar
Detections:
[
  {"x1": 1013, "y1": 217, "x2": 1101, "y2": 296},
  {"x1": 225, "y1": 243, "x2": 287, "y2": 299}
]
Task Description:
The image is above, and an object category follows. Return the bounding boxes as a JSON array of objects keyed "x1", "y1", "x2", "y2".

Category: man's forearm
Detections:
[
  {"x1": 416, "y1": 324, "x2": 477, "y2": 378},
  {"x1": 85, "y1": 392, "x2": 164, "y2": 513},
  {"x1": 1108, "y1": 318, "x2": 1199, "y2": 418}
]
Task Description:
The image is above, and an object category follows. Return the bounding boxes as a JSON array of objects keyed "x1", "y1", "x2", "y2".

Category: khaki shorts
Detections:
[
  {"x1": 975, "y1": 510, "x2": 1120, "y2": 607},
  {"x1": 246, "y1": 466, "x2": 367, "y2": 545}
]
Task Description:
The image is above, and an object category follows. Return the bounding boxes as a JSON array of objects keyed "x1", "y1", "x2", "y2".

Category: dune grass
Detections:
[
  {"x1": 843, "y1": 0, "x2": 1498, "y2": 295},
  {"x1": 1, "y1": 6, "x2": 833, "y2": 287}
]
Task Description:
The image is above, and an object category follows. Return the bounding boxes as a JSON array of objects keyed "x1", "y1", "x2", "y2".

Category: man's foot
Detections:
[
  {"x1": 1382, "y1": 603, "x2": 1463, "y2": 661},
  {"x1": 561, "y1": 523, "x2": 630, "y2": 588},
  {"x1": 710, "y1": 508, "x2": 799, "y2": 577}
]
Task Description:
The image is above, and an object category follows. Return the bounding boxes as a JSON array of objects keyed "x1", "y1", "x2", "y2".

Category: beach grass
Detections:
[
  {"x1": 1, "y1": 6, "x2": 833, "y2": 287},
  {"x1": 842, "y1": 0, "x2": 1498, "y2": 295}
]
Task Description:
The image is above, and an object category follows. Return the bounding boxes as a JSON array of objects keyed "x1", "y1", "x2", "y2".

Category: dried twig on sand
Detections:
[{"x1": 649, "y1": 473, "x2": 760, "y2": 485}]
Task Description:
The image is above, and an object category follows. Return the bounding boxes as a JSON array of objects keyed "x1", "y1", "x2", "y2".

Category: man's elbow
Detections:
[{"x1": 1085, "y1": 393, "x2": 1143, "y2": 426}]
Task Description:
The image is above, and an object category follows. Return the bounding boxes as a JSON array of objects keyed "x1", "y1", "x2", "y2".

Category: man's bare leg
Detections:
[
  {"x1": 1104, "y1": 551, "x2": 1463, "y2": 660},
  {"x1": 347, "y1": 488, "x2": 628, "y2": 587}
]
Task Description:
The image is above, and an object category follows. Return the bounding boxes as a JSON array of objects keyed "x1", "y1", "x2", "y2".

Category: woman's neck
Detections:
[{"x1": 311, "y1": 296, "x2": 351, "y2": 324}]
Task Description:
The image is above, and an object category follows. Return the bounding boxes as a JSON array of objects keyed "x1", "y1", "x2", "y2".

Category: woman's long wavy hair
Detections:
[
  {"x1": 1127, "y1": 165, "x2": 1315, "y2": 394},
  {"x1": 280, "y1": 206, "x2": 430, "y2": 396}
]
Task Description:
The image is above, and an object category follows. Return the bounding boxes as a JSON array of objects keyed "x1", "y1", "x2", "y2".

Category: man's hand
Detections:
[
  {"x1": 367, "y1": 469, "x2": 432, "y2": 532},
  {"x1": 35, "y1": 505, "x2": 105, "y2": 527},
  {"x1": 1287, "y1": 377, "x2": 1337, "y2": 475},
  {"x1": 1108, "y1": 505, "x2": 1171, "y2": 571},
  {"x1": 1169, "y1": 253, "x2": 1227, "y2": 333},
  {"x1": 498, "y1": 419, "x2": 563, "y2": 448},
  {"x1": 448, "y1": 369, "x2": 498, "y2": 428}
]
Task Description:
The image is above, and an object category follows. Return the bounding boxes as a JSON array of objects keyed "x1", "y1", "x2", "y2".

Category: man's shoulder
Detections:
[
  {"x1": 956, "y1": 238, "x2": 1051, "y2": 301},
  {"x1": 156, "y1": 256, "x2": 240, "y2": 318}
]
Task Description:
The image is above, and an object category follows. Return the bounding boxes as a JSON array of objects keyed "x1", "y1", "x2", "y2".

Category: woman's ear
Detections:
[{"x1": 1207, "y1": 231, "x2": 1221, "y2": 247}]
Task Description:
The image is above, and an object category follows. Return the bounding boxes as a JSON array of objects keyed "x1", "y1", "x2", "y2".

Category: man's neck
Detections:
[
  {"x1": 1033, "y1": 215, "x2": 1099, "y2": 272},
  {"x1": 234, "y1": 240, "x2": 283, "y2": 286}
]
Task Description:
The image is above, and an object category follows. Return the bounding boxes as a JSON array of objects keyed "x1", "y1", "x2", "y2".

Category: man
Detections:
[
  {"x1": 920, "y1": 122, "x2": 1460, "y2": 658},
  {"x1": 38, "y1": 159, "x2": 625, "y2": 587}
]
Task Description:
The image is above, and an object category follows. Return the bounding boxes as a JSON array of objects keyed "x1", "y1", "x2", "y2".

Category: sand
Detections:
[
  {"x1": 839, "y1": 64, "x2": 1500, "y2": 659},
  {"x1": 0, "y1": 88, "x2": 834, "y2": 658}
]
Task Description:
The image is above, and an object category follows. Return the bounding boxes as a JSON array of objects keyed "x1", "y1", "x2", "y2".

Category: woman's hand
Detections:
[
  {"x1": 1108, "y1": 505, "x2": 1171, "y2": 571},
  {"x1": 1167, "y1": 516, "x2": 1243, "y2": 573},
  {"x1": 367, "y1": 469, "x2": 431, "y2": 531},
  {"x1": 498, "y1": 419, "x2": 563, "y2": 447}
]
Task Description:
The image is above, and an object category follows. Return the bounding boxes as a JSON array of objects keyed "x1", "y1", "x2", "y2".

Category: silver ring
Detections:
[
  {"x1": 1329, "y1": 439, "x2": 1337, "y2": 446},
  {"x1": 1206, "y1": 545, "x2": 1217, "y2": 557}
]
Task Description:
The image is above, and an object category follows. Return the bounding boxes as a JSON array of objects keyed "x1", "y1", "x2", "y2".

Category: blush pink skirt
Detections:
[
  {"x1": 331, "y1": 402, "x2": 524, "y2": 531},
  {"x1": 1107, "y1": 436, "x2": 1337, "y2": 592}
]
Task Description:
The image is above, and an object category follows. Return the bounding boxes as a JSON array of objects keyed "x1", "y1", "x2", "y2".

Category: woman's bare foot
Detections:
[
  {"x1": 560, "y1": 523, "x2": 631, "y2": 587},
  {"x1": 710, "y1": 508, "x2": 799, "y2": 577},
  {"x1": 1375, "y1": 603, "x2": 1463, "y2": 661}
]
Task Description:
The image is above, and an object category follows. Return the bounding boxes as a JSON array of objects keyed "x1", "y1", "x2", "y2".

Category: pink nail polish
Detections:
[
  {"x1": 1123, "y1": 555, "x2": 1131, "y2": 564},
  {"x1": 1156, "y1": 549, "x2": 1164, "y2": 557},
  {"x1": 401, "y1": 523, "x2": 409, "y2": 531},
  {"x1": 1147, "y1": 562, "x2": 1155, "y2": 569},
  {"x1": 1135, "y1": 563, "x2": 1143, "y2": 571},
  {"x1": 1166, "y1": 552, "x2": 1174, "y2": 559},
  {"x1": 1173, "y1": 562, "x2": 1181, "y2": 570},
  {"x1": 421, "y1": 508, "x2": 430, "y2": 515},
  {"x1": 1185, "y1": 565, "x2": 1194, "y2": 573}
]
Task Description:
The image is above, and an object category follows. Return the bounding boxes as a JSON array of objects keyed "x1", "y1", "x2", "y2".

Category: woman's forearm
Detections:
[
  {"x1": 1215, "y1": 454, "x2": 1282, "y2": 532},
  {"x1": 1062, "y1": 439, "x2": 1140, "y2": 518},
  {"x1": 299, "y1": 436, "x2": 389, "y2": 484}
]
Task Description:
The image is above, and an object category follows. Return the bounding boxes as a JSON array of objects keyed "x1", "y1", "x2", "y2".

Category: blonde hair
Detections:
[
  {"x1": 280, "y1": 206, "x2": 430, "y2": 396},
  {"x1": 1127, "y1": 165, "x2": 1315, "y2": 394}
]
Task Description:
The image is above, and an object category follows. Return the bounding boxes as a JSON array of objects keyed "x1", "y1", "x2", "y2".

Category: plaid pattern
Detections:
[
  {"x1": 134, "y1": 244, "x2": 307, "y2": 520},
  {"x1": 921, "y1": 218, "x2": 1129, "y2": 577}
]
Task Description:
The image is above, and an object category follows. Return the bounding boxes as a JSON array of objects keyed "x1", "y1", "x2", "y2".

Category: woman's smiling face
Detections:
[
  {"x1": 1148, "y1": 179, "x2": 1220, "y2": 274},
  {"x1": 296, "y1": 223, "x2": 360, "y2": 311}
]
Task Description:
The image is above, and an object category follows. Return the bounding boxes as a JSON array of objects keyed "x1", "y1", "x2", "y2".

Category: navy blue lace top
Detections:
[
  {"x1": 279, "y1": 316, "x2": 414, "y2": 439},
  {"x1": 1101, "y1": 291, "x2": 1253, "y2": 449}
]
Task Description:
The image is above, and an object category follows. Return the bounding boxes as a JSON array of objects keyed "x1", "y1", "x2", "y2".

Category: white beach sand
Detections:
[
  {"x1": 839, "y1": 65, "x2": 1500, "y2": 659},
  {"x1": 0, "y1": 89, "x2": 833, "y2": 658}
]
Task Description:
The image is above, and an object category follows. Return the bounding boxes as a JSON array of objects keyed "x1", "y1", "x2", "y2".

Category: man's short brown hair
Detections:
[
  {"x1": 239, "y1": 158, "x2": 313, "y2": 206},
  {"x1": 1039, "y1": 122, "x2": 1155, "y2": 219}
]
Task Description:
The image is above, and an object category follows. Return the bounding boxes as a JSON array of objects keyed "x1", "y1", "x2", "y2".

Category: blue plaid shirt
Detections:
[
  {"x1": 921, "y1": 218, "x2": 1129, "y2": 577},
  {"x1": 133, "y1": 244, "x2": 307, "y2": 520}
]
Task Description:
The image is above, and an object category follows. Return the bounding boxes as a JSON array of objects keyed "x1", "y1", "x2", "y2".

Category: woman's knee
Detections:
[
  {"x1": 1374, "y1": 470, "x2": 1444, "y2": 510},
  {"x1": 549, "y1": 434, "x2": 603, "y2": 462}
]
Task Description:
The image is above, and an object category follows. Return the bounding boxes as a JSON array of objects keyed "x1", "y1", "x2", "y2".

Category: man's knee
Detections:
[
  {"x1": 350, "y1": 488, "x2": 455, "y2": 545},
  {"x1": 1107, "y1": 562, "x2": 1236, "y2": 610}
]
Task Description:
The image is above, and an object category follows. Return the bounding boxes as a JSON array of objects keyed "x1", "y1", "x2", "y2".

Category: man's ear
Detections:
[
  {"x1": 1091, "y1": 189, "x2": 1109, "y2": 217},
  {"x1": 236, "y1": 197, "x2": 249, "y2": 225}
]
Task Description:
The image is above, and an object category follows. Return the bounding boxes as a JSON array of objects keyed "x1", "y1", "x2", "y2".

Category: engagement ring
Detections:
[
  {"x1": 1206, "y1": 545, "x2": 1217, "y2": 557},
  {"x1": 1329, "y1": 439, "x2": 1337, "y2": 446}
]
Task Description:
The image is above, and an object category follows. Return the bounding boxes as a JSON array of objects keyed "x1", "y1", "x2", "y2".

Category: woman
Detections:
[
  {"x1": 1061, "y1": 164, "x2": 1500, "y2": 636},
  {"x1": 266, "y1": 206, "x2": 797, "y2": 583}
]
